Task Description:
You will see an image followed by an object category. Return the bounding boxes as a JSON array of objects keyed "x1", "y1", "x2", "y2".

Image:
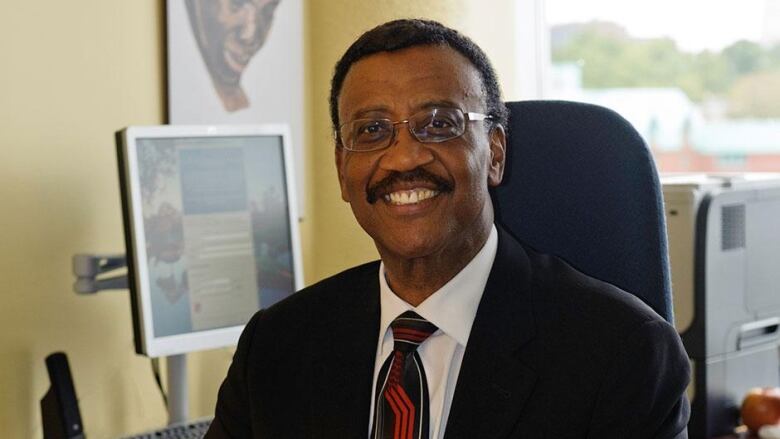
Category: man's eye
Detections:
[
  {"x1": 362, "y1": 124, "x2": 380, "y2": 134},
  {"x1": 352, "y1": 121, "x2": 391, "y2": 145},
  {"x1": 358, "y1": 122, "x2": 388, "y2": 135},
  {"x1": 425, "y1": 114, "x2": 460, "y2": 131},
  {"x1": 430, "y1": 117, "x2": 454, "y2": 129}
]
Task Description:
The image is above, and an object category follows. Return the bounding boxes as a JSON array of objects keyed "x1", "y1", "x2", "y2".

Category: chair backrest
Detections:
[{"x1": 492, "y1": 100, "x2": 673, "y2": 323}]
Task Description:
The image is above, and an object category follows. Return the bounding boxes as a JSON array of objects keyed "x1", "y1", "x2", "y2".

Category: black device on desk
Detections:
[
  {"x1": 40, "y1": 352, "x2": 85, "y2": 439},
  {"x1": 40, "y1": 351, "x2": 213, "y2": 438}
]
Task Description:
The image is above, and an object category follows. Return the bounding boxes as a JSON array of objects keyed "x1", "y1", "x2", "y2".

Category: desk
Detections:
[
  {"x1": 713, "y1": 426, "x2": 756, "y2": 439},
  {"x1": 713, "y1": 435, "x2": 756, "y2": 439}
]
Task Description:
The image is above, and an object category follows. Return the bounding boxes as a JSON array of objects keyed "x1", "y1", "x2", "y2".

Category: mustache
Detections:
[{"x1": 366, "y1": 168, "x2": 454, "y2": 204}]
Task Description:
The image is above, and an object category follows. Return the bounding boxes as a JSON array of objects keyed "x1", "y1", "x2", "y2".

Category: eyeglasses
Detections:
[{"x1": 335, "y1": 107, "x2": 493, "y2": 152}]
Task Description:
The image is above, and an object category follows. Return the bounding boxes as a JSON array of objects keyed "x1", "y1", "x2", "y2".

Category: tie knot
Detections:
[{"x1": 390, "y1": 310, "x2": 438, "y2": 353}]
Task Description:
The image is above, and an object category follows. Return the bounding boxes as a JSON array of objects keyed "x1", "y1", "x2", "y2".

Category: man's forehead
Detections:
[{"x1": 338, "y1": 45, "x2": 485, "y2": 118}]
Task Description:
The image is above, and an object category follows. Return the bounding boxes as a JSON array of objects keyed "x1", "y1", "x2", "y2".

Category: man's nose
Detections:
[{"x1": 379, "y1": 124, "x2": 435, "y2": 172}]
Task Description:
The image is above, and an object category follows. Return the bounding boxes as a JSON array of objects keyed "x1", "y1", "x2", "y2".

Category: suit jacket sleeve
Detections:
[
  {"x1": 205, "y1": 310, "x2": 263, "y2": 439},
  {"x1": 587, "y1": 319, "x2": 691, "y2": 439}
]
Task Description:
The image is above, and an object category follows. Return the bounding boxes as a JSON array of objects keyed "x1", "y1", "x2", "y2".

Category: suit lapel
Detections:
[
  {"x1": 444, "y1": 228, "x2": 538, "y2": 439},
  {"x1": 309, "y1": 263, "x2": 381, "y2": 438}
]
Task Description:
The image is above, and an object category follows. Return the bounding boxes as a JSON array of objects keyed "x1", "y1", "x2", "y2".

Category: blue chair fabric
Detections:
[{"x1": 492, "y1": 100, "x2": 673, "y2": 323}]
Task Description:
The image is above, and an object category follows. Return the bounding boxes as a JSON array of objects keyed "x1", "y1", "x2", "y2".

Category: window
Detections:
[{"x1": 542, "y1": 0, "x2": 780, "y2": 172}]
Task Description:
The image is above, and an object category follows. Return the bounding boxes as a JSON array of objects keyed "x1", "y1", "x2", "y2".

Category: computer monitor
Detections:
[{"x1": 116, "y1": 125, "x2": 303, "y2": 357}]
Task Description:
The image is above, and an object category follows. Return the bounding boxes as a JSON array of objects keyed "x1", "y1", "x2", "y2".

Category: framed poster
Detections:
[{"x1": 166, "y1": 0, "x2": 305, "y2": 216}]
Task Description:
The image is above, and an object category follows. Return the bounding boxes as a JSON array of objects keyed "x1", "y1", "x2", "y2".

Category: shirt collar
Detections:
[{"x1": 378, "y1": 225, "x2": 498, "y2": 346}]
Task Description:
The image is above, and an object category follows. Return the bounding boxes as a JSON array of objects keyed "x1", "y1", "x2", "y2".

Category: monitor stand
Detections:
[
  {"x1": 72, "y1": 253, "x2": 190, "y2": 425},
  {"x1": 167, "y1": 354, "x2": 188, "y2": 424}
]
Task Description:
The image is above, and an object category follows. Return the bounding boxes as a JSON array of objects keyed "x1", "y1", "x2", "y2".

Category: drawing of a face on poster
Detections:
[{"x1": 184, "y1": 0, "x2": 281, "y2": 112}]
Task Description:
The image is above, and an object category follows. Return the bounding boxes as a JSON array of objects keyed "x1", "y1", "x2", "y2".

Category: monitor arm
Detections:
[
  {"x1": 72, "y1": 254, "x2": 128, "y2": 294},
  {"x1": 70, "y1": 252, "x2": 187, "y2": 425}
]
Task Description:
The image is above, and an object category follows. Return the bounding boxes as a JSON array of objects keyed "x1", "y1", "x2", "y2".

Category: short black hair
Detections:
[{"x1": 329, "y1": 19, "x2": 508, "y2": 135}]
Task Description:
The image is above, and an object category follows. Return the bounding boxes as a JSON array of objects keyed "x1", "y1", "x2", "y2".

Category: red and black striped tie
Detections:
[{"x1": 371, "y1": 310, "x2": 438, "y2": 439}]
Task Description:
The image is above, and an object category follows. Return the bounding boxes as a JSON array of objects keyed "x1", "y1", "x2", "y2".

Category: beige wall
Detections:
[
  {"x1": 0, "y1": 2, "x2": 172, "y2": 438},
  {"x1": 0, "y1": 1, "x2": 517, "y2": 437}
]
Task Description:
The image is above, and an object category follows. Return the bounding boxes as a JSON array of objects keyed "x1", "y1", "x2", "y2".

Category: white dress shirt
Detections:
[{"x1": 368, "y1": 225, "x2": 498, "y2": 439}]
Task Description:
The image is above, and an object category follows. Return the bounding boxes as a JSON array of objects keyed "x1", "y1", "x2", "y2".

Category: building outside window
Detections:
[{"x1": 542, "y1": 0, "x2": 780, "y2": 172}]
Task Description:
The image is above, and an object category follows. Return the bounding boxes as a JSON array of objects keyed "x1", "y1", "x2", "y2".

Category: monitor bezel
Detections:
[{"x1": 118, "y1": 124, "x2": 304, "y2": 358}]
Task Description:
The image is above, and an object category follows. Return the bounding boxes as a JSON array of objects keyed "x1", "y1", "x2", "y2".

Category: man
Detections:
[
  {"x1": 185, "y1": 0, "x2": 281, "y2": 111},
  {"x1": 206, "y1": 19, "x2": 690, "y2": 438}
]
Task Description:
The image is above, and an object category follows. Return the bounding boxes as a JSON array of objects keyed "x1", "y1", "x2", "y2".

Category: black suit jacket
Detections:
[{"x1": 206, "y1": 227, "x2": 690, "y2": 438}]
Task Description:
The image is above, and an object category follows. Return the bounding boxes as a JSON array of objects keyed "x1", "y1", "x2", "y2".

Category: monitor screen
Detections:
[{"x1": 117, "y1": 125, "x2": 303, "y2": 357}]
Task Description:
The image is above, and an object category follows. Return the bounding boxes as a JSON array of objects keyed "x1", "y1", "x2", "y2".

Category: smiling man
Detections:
[{"x1": 206, "y1": 19, "x2": 690, "y2": 439}]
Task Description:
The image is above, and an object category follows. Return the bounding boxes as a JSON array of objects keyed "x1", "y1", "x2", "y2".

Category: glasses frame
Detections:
[{"x1": 334, "y1": 107, "x2": 493, "y2": 152}]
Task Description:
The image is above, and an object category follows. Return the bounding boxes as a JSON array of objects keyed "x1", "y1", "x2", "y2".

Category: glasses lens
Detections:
[
  {"x1": 345, "y1": 119, "x2": 393, "y2": 151},
  {"x1": 411, "y1": 108, "x2": 465, "y2": 142}
]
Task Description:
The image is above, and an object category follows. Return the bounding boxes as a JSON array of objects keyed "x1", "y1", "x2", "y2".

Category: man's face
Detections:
[
  {"x1": 335, "y1": 45, "x2": 506, "y2": 263},
  {"x1": 189, "y1": 0, "x2": 280, "y2": 86}
]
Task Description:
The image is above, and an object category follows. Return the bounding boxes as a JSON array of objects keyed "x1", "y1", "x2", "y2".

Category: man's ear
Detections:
[
  {"x1": 487, "y1": 124, "x2": 506, "y2": 187},
  {"x1": 335, "y1": 145, "x2": 351, "y2": 202}
]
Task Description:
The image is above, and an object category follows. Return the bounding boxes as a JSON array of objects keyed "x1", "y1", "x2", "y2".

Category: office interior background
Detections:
[{"x1": 1, "y1": 0, "x2": 777, "y2": 437}]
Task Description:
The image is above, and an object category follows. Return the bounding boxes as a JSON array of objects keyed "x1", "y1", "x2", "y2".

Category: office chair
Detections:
[{"x1": 492, "y1": 100, "x2": 673, "y2": 323}]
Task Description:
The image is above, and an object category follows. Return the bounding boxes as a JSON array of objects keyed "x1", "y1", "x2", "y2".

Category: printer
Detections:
[{"x1": 663, "y1": 174, "x2": 780, "y2": 438}]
